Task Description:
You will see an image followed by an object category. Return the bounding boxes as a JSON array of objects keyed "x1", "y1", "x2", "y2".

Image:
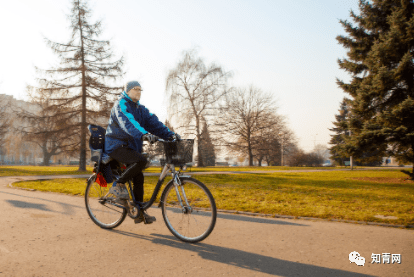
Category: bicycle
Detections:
[{"x1": 84, "y1": 124, "x2": 217, "y2": 243}]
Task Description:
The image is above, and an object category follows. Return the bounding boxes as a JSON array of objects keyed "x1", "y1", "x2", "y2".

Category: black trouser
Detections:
[{"x1": 108, "y1": 146, "x2": 147, "y2": 202}]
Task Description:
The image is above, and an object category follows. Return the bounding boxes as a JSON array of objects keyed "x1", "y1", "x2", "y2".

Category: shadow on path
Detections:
[
  {"x1": 0, "y1": 189, "x2": 306, "y2": 226},
  {"x1": 6, "y1": 200, "x2": 52, "y2": 212},
  {"x1": 1, "y1": 190, "x2": 80, "y2": 215},
  {"x1": 108, "y1": 230, "x2": 373, "y2": 277},
  {"x1": 217, "y1": 212, "x2": 307, "y2": 226}
]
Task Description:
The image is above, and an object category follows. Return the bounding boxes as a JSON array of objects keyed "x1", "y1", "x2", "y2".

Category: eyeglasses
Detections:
[{"x1": 132, "y1": 87, "x2": 142, "y2": 92}]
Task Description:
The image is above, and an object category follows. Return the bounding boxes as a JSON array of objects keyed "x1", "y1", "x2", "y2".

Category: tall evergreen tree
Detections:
[
  {"x1": 330, "y1": 98, "x2": 384, "y2": 166},
  {"x1": 329, "y1": 98, "x2": 351, "y2": 165},
  {"x1": 33, "y1": 0, "x2": 124, "y2": 170},
  {"x1": 199, "y1": 120, "x2": 216, "y2": 166},
  {"x1": 337, "y1": 0, "x2": 414, "y2": 177}
]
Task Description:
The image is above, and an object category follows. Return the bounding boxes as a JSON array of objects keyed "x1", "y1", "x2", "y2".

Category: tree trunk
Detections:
[
  {"x1": 412, "y1": 163, "x2": 413, "y2": 178},
  {"x1": 248, "y1": 146, "x2": 253, "y2": 166},
  {"x1": 42, "y1": 145, "x2": 52, "y2": 166},
  {"x1": 78, "y1": 2, "x2": 87, "y2": 171},
  {"x1": 258, "y1": 157, "x2": 263, "y2": 166}
]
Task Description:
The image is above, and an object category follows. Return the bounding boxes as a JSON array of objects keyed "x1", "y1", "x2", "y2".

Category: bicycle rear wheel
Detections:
[
  {"x1": 85, "y1": 176, "x2": 127, "y2": 229},
  {"x1": 161, "y1": 177, "x2": 217, "y2": 243}
]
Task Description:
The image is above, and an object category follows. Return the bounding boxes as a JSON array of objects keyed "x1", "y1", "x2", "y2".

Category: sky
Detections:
[{"x1": 0, "y1": 0, "x2": 360, "y2": 152}]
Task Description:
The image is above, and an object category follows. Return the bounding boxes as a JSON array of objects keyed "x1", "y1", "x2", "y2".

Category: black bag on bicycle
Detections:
[{"x1": 88, "y1": 124, "x2": 113, "y2": 183}]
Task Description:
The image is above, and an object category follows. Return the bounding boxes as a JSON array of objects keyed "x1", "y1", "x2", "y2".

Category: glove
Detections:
[
  {"x1": 142, "y1": 133, "x2": 158, "y2": 144},
  {"x1": 168, "y1": 133, "x2": 181, "y2": 141}
]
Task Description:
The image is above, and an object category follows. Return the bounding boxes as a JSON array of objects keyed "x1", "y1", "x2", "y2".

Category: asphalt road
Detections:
[{"x1": 0, "y1": 175, "x2": 413, "y2": 276}]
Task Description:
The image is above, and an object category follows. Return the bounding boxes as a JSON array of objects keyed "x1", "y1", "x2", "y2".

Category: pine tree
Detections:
[
  {"x1": 337, "y1": 0, "x2": 414, "y2": 176},
  {"x1": 199, "y1": 121, "x2": 216, "y2": 166},
  {"x1": 33, "y1": 0, "x2": 124, "y2": 170},
  {"x1": 329, "y1": 99, "x2": 385, "y2": 166},
  {"x1": 329, "y1": 99, "x2": 351, "y2": 165}
]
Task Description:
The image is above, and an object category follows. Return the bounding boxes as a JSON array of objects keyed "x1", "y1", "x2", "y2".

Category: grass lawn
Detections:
[
  {"x1": 0, "y1": 165, "x2": 93, "y2": 176},
  {"x1": 2, "y1": 164, "x2": 408, "y2": 177},
  {"x1": 12, "y1": 170, "x2": 414, "y2": 226},
  {"x1": 0, "y1": 165, "x2": 338, "y2": 176},
  {"x1": 0, "y1": 164, "x2": 388, "y2": 176}
]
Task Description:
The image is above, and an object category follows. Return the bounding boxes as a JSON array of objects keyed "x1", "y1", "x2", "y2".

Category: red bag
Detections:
[{"x1": 95, "y1": 172, "x2": 107, "y2": 187}]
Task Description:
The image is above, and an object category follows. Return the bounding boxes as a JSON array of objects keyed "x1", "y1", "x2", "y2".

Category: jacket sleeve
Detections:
[
  {"x1": 142, "y1": 106, "x2": 174, "y2": 140},
  {"x1": 114, "y1": 99, "x2": 148, "y2": 140}
]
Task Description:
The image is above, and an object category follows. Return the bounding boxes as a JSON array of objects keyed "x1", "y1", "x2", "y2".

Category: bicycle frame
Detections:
[{"x1": 126, "y1": 163, "x2": 191, "y2": 212}]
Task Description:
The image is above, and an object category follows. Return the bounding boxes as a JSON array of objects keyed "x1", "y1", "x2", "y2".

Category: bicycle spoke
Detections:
[
  {"x1": 162, "y1": 177, "x2": 216, "y2": 243},
  {"x1": 85, "y1": 180, "x2": 127, "y2": 229}
]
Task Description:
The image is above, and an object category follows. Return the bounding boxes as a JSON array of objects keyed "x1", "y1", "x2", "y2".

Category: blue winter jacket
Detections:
[{"x1": 103, "y1": 91, "x2": 173, "y2": 159}]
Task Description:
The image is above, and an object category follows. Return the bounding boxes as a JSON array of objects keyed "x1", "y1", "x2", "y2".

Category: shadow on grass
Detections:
[
  {"x1": 201, "y1": 174, "x2": 414, "y2": 201},
  {"x1": 108, "y1": 230, "x2": 374, "y2": 277}
]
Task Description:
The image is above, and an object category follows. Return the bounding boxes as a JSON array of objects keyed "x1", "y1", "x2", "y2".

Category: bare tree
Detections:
[
  {"x1": 287, "y1": 150, "x2": 324, "y2": 167},
  {"x1": 0, "y1": 96, "x2": 10, "y2": 155},
  {"x1": 144, "y1": 120, "x2": 175, "y2": 165},
  {"x1": 312, "y1": 144, "x2": 330, "y2": 161},
  {"x1": 33, "y1": 0, "x2": 124, "y2": 170},
  {"x1": 143, "y1": 142, "x2": 163, "y2": 165},
  {"x1": 166, "y1": 49, "x2": 231, "y2": 167},
  {"x1": 216, "y1": 86, "x2": 281, "y2": 166},
  {"x1": 15, "y1": 89, "x2": 79, "y2": 166},
  {"x1": 252, "y1": 118, "x2": 296, "y2": 166}
]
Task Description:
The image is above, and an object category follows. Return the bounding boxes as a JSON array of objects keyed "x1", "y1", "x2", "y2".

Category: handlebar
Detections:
[
  {"x1": 142, "y1": 136, "x2": 180, "y2": 143},
  {"x1": 157, "y1": 137, "x2": 181, "y2": 143}
]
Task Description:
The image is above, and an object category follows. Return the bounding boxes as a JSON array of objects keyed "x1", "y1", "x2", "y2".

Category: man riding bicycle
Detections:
[{"x1": 103, "y1": 80, "x2": 180, "y2": 224}]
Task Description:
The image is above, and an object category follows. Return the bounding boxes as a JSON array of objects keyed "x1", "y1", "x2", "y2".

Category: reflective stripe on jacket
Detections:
[{"x1": 103, "y1": 91, "x2": 173, "y2": 157}]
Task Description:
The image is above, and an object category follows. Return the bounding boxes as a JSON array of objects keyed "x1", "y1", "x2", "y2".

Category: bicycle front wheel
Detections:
[
  {"x1": 161, "y1": 177, "x2": 217, "y2": 243},
  {"x1": 85, "y1": 176, "x2": 127, "y2": 229}
]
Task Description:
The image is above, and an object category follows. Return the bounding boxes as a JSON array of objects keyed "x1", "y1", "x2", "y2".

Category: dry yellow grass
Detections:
[{"x1": 12, "y1": 169, "x2": 414, "y2": 226}]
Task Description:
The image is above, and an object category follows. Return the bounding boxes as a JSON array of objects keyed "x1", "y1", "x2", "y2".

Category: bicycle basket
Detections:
[{"x1": 163, "y1": 139, "x2": 194, "y2": 165}]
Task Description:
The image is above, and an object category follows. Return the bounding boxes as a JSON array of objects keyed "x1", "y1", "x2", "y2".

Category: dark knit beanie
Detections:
[{"x1": 125, "y1": 81, "x2": 141, "y2": 93}]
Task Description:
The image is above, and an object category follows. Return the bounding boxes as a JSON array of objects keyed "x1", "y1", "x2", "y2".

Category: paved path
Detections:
[{"x1": 0, "y1": 176, "x2": 413, "y2": 276}]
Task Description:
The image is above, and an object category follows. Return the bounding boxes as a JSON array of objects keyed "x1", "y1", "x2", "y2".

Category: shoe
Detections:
[
  {"x1": 109, "y1": 182, "x2": 129, "y2": 200},
  {"x1": 134, "y1": 211, "x2": 156, "y2": 224}
]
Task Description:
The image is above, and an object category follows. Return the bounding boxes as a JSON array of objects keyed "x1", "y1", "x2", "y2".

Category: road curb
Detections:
[{"x1": 216, "y1": 209, "x2": 414, "y2": 229}]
